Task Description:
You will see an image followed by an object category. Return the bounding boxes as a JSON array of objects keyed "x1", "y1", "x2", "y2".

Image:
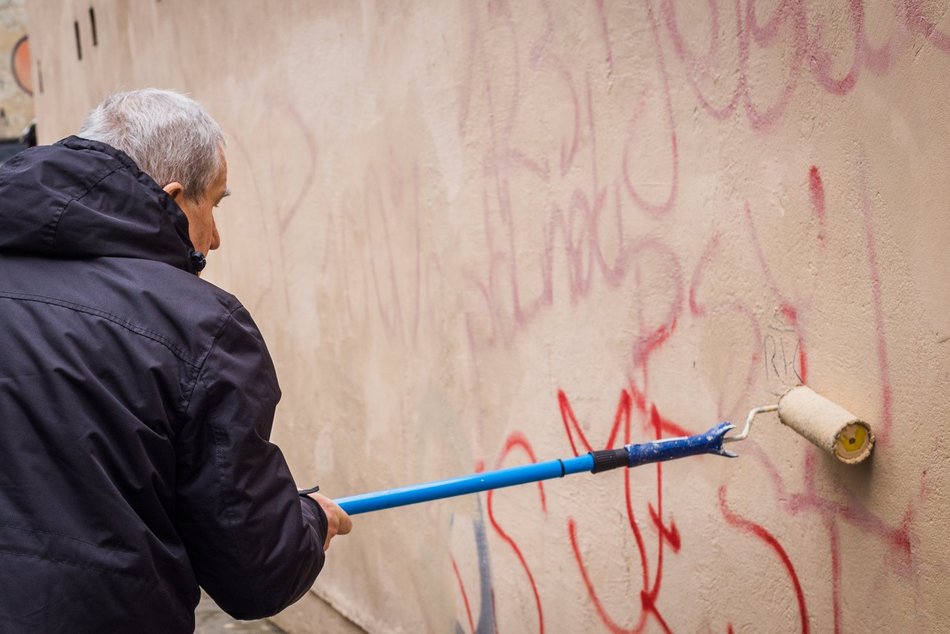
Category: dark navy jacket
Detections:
[{"x1": 0, "y1": 137, "x2": 327, "y2": 632}]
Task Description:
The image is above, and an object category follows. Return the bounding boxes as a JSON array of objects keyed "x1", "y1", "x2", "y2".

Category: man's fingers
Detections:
[
  {"x1": 308, "y1": 492, "x2": 352, "y2": 551},
  {"x1": 337, "y1": 511, "x2": 353, "y2": 536}
]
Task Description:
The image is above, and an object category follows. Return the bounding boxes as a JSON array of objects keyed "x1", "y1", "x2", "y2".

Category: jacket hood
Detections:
[{"x1": 0, "y1": 136, "x2": 202, "y2": 274}]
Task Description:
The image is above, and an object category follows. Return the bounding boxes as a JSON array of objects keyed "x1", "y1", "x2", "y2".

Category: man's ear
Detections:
[{"x1": 162, "y1": 181, "x2": 185, "y2": 202}]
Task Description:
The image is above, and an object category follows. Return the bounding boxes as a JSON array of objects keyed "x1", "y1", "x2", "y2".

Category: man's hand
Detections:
[{"x1": 308, "y1": 492, "x2": 353, "y2": 551}]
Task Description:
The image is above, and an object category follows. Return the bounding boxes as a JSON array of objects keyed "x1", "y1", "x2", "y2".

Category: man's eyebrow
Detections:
[{"x1": 217, "y1": 188, "x2": 231, "y2": 203}]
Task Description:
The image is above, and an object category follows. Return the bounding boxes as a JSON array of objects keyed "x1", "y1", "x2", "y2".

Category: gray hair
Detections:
[{"x1": 78, "y1": 88, "x2": 224, "y2": 201}]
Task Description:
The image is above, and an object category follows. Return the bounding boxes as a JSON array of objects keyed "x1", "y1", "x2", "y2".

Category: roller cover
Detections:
[{"x1": 777, "y1": 386, "x2": 875, "y2": 464}]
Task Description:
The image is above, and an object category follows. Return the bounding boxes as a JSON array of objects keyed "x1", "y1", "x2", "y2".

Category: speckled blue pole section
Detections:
[{"x1": 625, "y1": 421, "x2": 737, "y2": 467}]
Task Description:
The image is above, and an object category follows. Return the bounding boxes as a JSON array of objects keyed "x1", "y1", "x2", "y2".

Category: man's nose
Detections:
[{"x1": 210, "y1": 222, "x2": 221, "y2": 251}]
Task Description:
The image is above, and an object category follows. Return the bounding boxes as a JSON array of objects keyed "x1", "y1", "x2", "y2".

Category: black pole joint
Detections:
[{"x1": 589, "y1": 447, "x2": 630, "y2": 473}]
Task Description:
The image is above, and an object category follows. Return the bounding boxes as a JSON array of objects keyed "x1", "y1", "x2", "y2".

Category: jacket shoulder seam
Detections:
[
  {"x1": 0, "y1": 291, "x2": 200, "y2": 368},
  {"x1": 0, "y1": 547, "x2": 153, "y2": 582},
  {"x1": 182, "y1": 305, "x2": 242, "y2": 411}
]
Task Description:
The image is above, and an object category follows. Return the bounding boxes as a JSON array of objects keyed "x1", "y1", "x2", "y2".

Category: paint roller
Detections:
[
  {"x1": 727, "y1": 385, "x2": 874, "y2": 465},
  {"x1": 324, "y1": 385, "x2": 874, "y2": 516}
]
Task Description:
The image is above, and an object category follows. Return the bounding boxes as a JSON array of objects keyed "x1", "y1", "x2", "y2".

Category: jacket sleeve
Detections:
[{"x1": 175, "y1": 305, "x2": 326, "y2": 620}]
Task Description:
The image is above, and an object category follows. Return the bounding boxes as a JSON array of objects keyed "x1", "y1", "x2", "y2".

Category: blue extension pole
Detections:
[{"x1": 335, "y1": 422, "x2": 737, "y2": 516}]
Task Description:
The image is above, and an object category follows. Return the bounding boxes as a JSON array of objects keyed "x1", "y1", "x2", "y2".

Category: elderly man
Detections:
[{"x1": 0, "y1": 89, "x2": 350, "y2": 632}]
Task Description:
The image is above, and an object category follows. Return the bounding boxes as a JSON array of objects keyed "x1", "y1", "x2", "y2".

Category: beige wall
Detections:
[
  {"x1": 26, "y1": 1, "x2": 950, "y2": 632},
  {"x1": 0, "y1": 0, "x2": 32, "y2": 138}
]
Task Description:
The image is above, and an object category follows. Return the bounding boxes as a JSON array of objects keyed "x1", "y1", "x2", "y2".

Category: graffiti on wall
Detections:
[
  {"x1": 438, "y1": 2, "x2": 943, "y2": 632},
  {"x1": 10, "y1": 34, "x2": 30, "y2": 95},
  {"x1": 0, "y1": 0, "x2": 32, "y2": 139}
]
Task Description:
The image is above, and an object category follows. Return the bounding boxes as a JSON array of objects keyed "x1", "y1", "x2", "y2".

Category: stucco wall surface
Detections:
[
  {"x1": 25, "y1": 1, "x2": 950, "y2": 632},
  {"x1": 0, "y1": 0, "x2": 32, "y2": 138}
]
